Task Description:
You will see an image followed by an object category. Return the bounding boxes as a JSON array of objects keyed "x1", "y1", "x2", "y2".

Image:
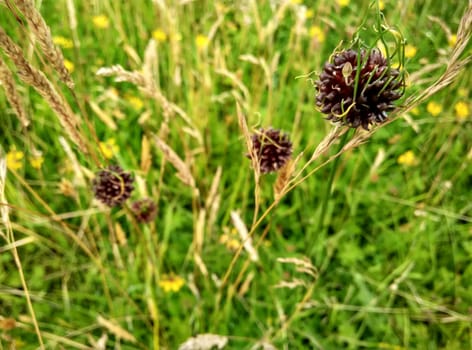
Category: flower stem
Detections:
[{"x1": 309, "y1": 129, "x2": 351, "y2": 256}]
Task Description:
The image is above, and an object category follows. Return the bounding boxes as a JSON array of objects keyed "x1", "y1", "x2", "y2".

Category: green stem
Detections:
[{"x1": 309, "y1": 129, "x2": 351, "y2": 256}]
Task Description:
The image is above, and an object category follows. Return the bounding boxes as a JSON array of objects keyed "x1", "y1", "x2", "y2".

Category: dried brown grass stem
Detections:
[
  {"x1": 13, "y1": 0, "x2": 74, "y2": 88},
  {"x1": 0, "y1": 57, "x2": 29, "y2": 127},
  {"x1": 0, "y1": 27, "x2": 86, "y2": 152}
]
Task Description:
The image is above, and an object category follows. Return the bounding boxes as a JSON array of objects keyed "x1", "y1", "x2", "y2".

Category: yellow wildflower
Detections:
[
  {"x1": 64, "y1": 59, "x2": 74, "y2": 73},
  {"x1": 6, "y1": 147, "x2": 24, "y2": 171},
  {"x1": 290, "y1": 0, "x2": 302, "y2": 4},
  {"x1": 397, "y1": 150, "x2": 417, "y2": 166},
  {"x1": 126, "y1": 95, "x2": 144, "y2": 111},
  {"x1": 53, "y1": 36, "x2": 73, "y2": 49},
  {"x1": 29, "y1": 154, "x2": 44, "y2": 169},
  {"x1": 458, "y1": 88, "x2": 468, "y2": 97},
  {"x1": 379, "y1": 0, "x2": 385, "y2": 10},
  {"x1": 337, "y1": 0, "x2": 350, "y2": 7},
  {"x1": 99, "y1": 138, "x2": 119, "y2": 159},
  {"x1": 152, "y1": 29, "x2": 167, "y2": 43},
  {"x1": 404, "y1": 45, "x2": 417, "y2": 59},
  {"x1": 454, "y1": 101, "x2": 469, "y2": 120},
  {"x1": 309, "y1": 26, "x2": 325, "y2": 43},
  {"x1": 305, "y1": 9, "x2": 314, "y2": 19},
  {"x1": 448, "y1": 34, "x2": 457, "y2": 47},
  {"x1": 159, "y1": 274, "x2": 185, "y2": 293},
  {"x1": 93, "y1": 15, "x2": 110, "y2": 29},
  {"x1": 426, "y1": 101, "x2": 442, "y2": 117},
  {"x1": 219, "y1": 234, "x2": 240, "y2": 251},
  {"x1": 196, "y1": 34, "x2": 209, "y2": 50}
]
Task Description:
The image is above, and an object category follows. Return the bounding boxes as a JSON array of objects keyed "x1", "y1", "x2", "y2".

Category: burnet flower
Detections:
[
  {"x1": 315, "y1": 48, "x2": 404, "y2": 129},
  {"x1": 92, "y1": 165, "x2": 134, "y2": 207}
]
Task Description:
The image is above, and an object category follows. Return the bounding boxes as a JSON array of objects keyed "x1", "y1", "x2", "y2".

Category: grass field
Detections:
[{"x1": 1, "y1": 0, "x2": 471, "y2": 349}]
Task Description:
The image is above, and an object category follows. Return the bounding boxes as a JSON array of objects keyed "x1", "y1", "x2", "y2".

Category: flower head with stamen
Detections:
[
  {"x1": 92, "y1": 165, "x2": 134, "y2": 207},
  {"x1": 249, "y1": 128, "x2": 293, "y2": 174},
  {"x1": 315, "y1": 48, "x2": 404, "y2": 130}
]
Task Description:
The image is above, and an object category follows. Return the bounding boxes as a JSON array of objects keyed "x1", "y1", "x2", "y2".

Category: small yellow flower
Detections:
[
  {"x1": 125, "y1": 95, "x2": 144, "y2": 111},
  {"x1": 53, "y1": 36, "x2": 73, "y2": 49},
  {"x1": 29, "y1": 154, "x2": 44, "y2": 169},
  {"x1": 290, "y1": 0, "x2": 302, "y2": 4},
  {"x1": 410, "y1": 107, "x2": 420, "y2": 116},
  {"x1": 397, "y1": 150, "x2": 417, "y2": 166},
  {"x1": 64, "y1": 59, "x2": 74, "y2": 73},
  {"x1": 159, "y1": 274, "x2": 185, "y2": 293},
  {"x1": 305, "y1": 9, "x2": 314, "y2": 19},
  {"x1": 309, "y1": 26, "x2": 325, "y2": 43},
  {"x1": 336, "y1": 0, "x2": 350, "y2": 7},
  {"x1": 404, "y1": 44, "x2": 417, "y2": 59},
  {"x1": 454, "y1": 101, "x2": 469, "y2": 120},
  {"x1": 152, "y1": 29, "x2": 167, "y2": 43},
  {"x1": 93, "y1": 15, "x2": 110, "y2": 29},
  {"x1": 6, "y1": 147, "x2": 24, "y2": 171},
  {"x1": 195, "y1": 34, "x2": 209, "y2": 50},
  {"x1": 99, "y1": 138, "x2": 119, "y2": 159},
  {"x1": 458, "y1": 88, "x2": 468, "y2": 97},
  {"x1": 448, "y1": 34, "x2": 457, "y2": 47},
  {"x1": 426, "y1": 101, "x2": 442, "y2": 117},
  {"x1": 379, "y1": 0, "x2": 385, "y2": 10}
]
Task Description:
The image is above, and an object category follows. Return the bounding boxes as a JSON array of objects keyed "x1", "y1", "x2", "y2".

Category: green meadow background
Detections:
[{"x1": 1, "y1": 0, "x2": 471, "y2": 349}]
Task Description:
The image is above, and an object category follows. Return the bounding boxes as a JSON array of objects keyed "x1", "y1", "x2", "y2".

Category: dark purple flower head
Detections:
[
  {"x1": 92, "y1": 165, "x2": 134, "y2": 207},
  {"x1": 316, "y1": 48, "x2": 404, "y2": 129},
  {"x1": 250, "y1": 128, "x2": 292, "y2": 174},
  {"x1": 131, "y1": 198, "x2": 157, "y2": 223}
]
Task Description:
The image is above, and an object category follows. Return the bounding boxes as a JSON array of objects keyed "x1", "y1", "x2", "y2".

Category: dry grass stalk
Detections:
[
  {"x1": 277, "y1": 257, "x2": 318, "y2": 279},
  {"x1": 178, "y1": 333, "x2": 228, "y2": 350},
  {"x1": 65, "y1": 0, "x2": 79, "y2": 48},
  {"x1": 13, "y1": 0, "x2": 74, "y2": 88},
  {"x1": 143, "y1": 39, "x2": 157, "y2": 88},
  {"x1": 0, "y1": 148, "x2": 8, "y2": 238},
  {"x1": 0, "y1": 149, "x2": 45, "y2": 348},
  {"x1": 194, "y1": 208, "x2": 208, "y2": 276},
  {"x1": 114, "y1": 222, "x2": 127, "y2": 247},
  {"x1": 96, "y1": 65, "x2": 146, "y2": 85},
  {"x1": 58, "y1": 137, "x2": 86, "y2": 187},
  {"x1": 205, "y1": 166, "x2": 222, "y2": 210},
  {"x1": 273, "y1": 159, "x2": 296, "y2": 202},
  {"x1": 140, "y1": 135, "x2": 152, "y2": 173},
  {"x1": 236, "y1": 102, "x2": 260, "y2": 179},
  {"x1": 88, "y1": 101, "x2": 117, "y2": 130},
  {"x1": 96, "y1": 315, "x2": 136, "y2": 343},
  {"x1": 231, "y1": 211, "x2": 259, "y2": 262},
  {"x1": 152, "y1": 134, "x2": 196, "y2": 188},
  {"x1": 204, "y1": 166, "x2": 222, "y2": 235},
  {"x1": 96, "y1": 64, "x2": 197, "y2": 131},
  {"x1": 0, "y1": 28, "x2": 86, "y2": 152},
  {"x1": 0, "y1": 58, "x2": 29, "y2": 127}
]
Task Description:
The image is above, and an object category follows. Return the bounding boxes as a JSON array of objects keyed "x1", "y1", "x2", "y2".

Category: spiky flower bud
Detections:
[
  {"x1": 131, "y1": 198, "x2": 157, "y2": 223},
  {"x1": 92, "y1": 165, "x2": 134, "y2": 207},
  {"x1": 316, "y1": 48, "x2": 404, "y2": 129},
  {"x1": 250, "y1": 128, "x2": 292, "y2": 174}
]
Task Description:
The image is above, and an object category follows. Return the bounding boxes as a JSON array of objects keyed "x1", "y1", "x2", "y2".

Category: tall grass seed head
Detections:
[
  {"x1": 315, "y1": 48, "x2": 404, "y2": 130},
  {"x1": 250, "y1": 128, "x2": 293, "y2": 174},
  {"x1": 92, "y1": 165, "x2": 134, "y2": 207}
]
